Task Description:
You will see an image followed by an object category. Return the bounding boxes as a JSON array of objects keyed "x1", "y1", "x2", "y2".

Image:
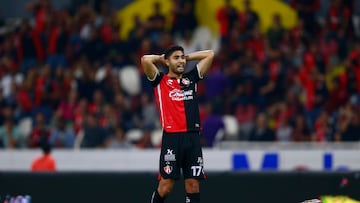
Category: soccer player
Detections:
[
  {"x1": 31, "y1": 142, "x2": 56, "y2": 172},
  {"x1": 141, "y1": 45, "x2": 214, "y2": 203}
]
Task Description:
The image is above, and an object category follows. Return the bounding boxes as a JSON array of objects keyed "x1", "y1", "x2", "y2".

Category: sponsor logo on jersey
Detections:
[
  {"x1": 169, "y1": 89, "x2": 194, "y2": 101},
  {"x1": 167, "y1": 79, "x2": 173, "y2": 86},
  {"x1": 164, "y1": 149, "x2": 176, "y2": 161}
]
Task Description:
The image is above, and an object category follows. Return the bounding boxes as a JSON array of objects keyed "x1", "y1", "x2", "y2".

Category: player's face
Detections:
[{"x1": 167, "y1": 50, "x2": 186, "y2": 75}]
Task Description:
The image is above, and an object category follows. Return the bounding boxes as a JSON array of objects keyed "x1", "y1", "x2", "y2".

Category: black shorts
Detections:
[{"x1": 158, "y1": 131, "x2": 206, "y2": 180}]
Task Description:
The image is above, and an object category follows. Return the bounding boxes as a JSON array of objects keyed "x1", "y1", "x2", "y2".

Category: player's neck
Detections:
[{"x1": 167, "y1": 72, "x2": 182, "y2": 79}]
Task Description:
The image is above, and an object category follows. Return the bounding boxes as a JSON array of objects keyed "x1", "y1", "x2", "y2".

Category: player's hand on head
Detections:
[{"x1": 160, "y1": 54, "x2": 165, "y2": 63}]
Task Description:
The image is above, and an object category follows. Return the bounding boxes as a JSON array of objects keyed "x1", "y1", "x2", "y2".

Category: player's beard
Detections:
[{"x1": 170, "y1": 65, "x2": 185, "y2": 75}]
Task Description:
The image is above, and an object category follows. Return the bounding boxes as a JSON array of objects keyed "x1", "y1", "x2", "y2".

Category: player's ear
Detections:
[{"x1": 164, "y1": 59, "x2": 170, "y2": 67}]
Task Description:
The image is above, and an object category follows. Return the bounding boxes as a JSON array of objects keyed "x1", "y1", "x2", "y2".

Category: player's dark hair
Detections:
[
  {"x1": 40, "y1": 142, "x2": 52, "y2": 154},
  {"x1": 164, "y1": 45, "x2": 184, "y2": 59}
]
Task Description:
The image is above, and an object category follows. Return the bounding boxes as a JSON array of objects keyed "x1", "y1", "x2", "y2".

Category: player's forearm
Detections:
[
  {"x1": 186, "y1": 50, "x2": 214, "y2": 61},
  {"x1": 141, "y1": 54, "x2": 163, "y2": 79},
  {"x1": 141, "y1": 54, "x2": 163, "y2": 64}
]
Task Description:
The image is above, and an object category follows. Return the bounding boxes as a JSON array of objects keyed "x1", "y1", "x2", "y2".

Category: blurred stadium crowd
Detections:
[{"x1": 0, "y1": 0, "x2": 360, "y2": 150}]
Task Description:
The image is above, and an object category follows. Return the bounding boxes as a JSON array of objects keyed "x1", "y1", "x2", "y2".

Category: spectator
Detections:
[
  {"x1": 135, "y1": 128, "x2": 154, "y2": 149},
  {"x1": 146, "y1": 1, "x2": 167, "y2": 44},
  {"x1": 312, "y1": 111, "x2": 333, "y2": 142},
  {"x1": 245, "y1": 26, "x2": 266, "y2": 64},
  {"x1": 267, "y1": 13, "x2": 286, "y2": 50},
  {"x1": 201, "y1": 101, "x2": 225, "y2": 147},
  {"x1": 171, "y1": 0, "x2": 198, "y2": 38},
  {"x1": 99, "y1": 103, "x2": 118, "y2": 132},
  {"x1": 291, "y1": 114, "x2": 312, "y2": 141},
  {"x1": 112, "y1": 91, "x2": 136, "y2": 131},
  {"x1": 204, "y1": 68, "x2": 231, "y2": 102},
  {"x1": 72, "y1": 97, "x2": 89, "y2": 134},
  {"x1": 81, "y1": 25, "x2": 106, "y2": 63},
  {"x1": 50, "y1": 66, "x2": 73, "y2": 109},
  {"x1": 88, "y1": 89, "x2": 105, "y2": 116},
  {"x1": 97, "y1": 63, "x2": 118, "y2": 102},
  {"x1": 16, "y1": 19, "x2": 44, "y2": 74},
  {"x1": 106, "y1": 127, "x2": 133, "y2": 149},
  {"x1": 251, "y1": 62, "x2": 275, "y2": 111},
  {"x1": 288, "y1": 18, "x2": 309, "y2": 51},
  {"x1": 135, "y1": 92, "x2": 158, "y2": 130},
  {"x1": 326, "y1": 0, "x2": 353, "y2": 37},
  {"x1": 0, "y1": 118, "x2": 21, "y2": 149},
  {"x1": 16, "y1": 82, "x2": 33, "y2": 120},
  {"x1": 347, "y1": 41, "x2": 360, "y2": 95},
  {"x1": 238, "y1": 0, "x2": 260, "y2": 36},
  {"x1": 34, "y1": 64, "x2": 52, "y2": 108},
  {"x1": 216, "y1": 0, "x2": 239, "y2": 44},
  {"x1": 79, "y1": 113, "x2": 110, "y2": 148},
  {"x1": 248, "y1": 113, "x2": 275, "y2": 141},
  {"x1": 75, "y1": 63, "x2": 97, "y2": 101},
  {"x1": 49, "y1": 118, "x2": 76, "y2": 148},
  {"x1": 25, "y1": 0, "x2": 52, "y2": 34},
  {"x1": 57, "y1": 89, "x2": 78, "y2": 123},
  {"x1": 76, "y1": 4, "x2": 96, "y2": 41},
  {"x1": 176, "y1": 29, "x2": 199, "y2": 54},
  {"x1": 290, "y1": 0, "x2": 320, "y2": 35},
  {"x1": 98, "y1": 15, "x2": 114, "y2": 47},
  {"x1": 276, "y1": 118, "x2": 293, "y2": 142},
  {"x1": 0, "y1": 106, "x2": 16, "y2": 126},
  {"x1": 127, "y1": 15, "x2": 147, "y2": 61},
  {"x1": 28, "y1": 112, "x2": 51, "y2": 148},
  {"x1": 0, "y1": 61, "x2": 23, "y2": 106},
  {"x1": 325, "y1": 77, "x2": 349, "y2": 113},
  {"x1": 335, "y1": 102, "x2": 360, "y2": 141},
  {"x1": 235, "y1": 103, "x2": 256, "y2": 140},
  {"x1": 45, "y1": 13, "x2": 69, "y2": 71}
]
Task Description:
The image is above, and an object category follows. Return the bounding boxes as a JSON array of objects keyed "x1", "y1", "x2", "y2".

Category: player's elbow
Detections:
[
  {"x1": 141, "y1": 55, "x2": 149, "y2": 66},
  {"x1": 208, "y1": 50, "x2": 215, "y2": 58},
  {"x1": 204, "y1": 50, "x2": 215, "y2": 61}
]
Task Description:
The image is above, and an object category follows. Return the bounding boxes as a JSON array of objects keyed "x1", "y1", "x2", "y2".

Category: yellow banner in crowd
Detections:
[
  {"x1": 116, "y1": 0, "x2": 173, "y2": 40},
  {"x1": 195, "y1": 0, "x2": 298, "y2": 36},
  {"x1": 116, "y1": 0, "x2": 297, "y2": 39}
]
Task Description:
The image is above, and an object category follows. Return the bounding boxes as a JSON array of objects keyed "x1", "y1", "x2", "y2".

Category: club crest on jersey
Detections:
[
  {"x1": 181, "y1": 78, "x2": 190, "y2": 86},
  {"x1": 163, "y1": 165, "x2": 173, "y2": 174}
]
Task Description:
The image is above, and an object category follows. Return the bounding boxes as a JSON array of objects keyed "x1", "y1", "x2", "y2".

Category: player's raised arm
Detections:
[
  {"x1": 140, "y1": 54, "x2": 164, "y2": 80},
  {"x1": 186, "y1": 50, "x2": 214, "y2": 77}
]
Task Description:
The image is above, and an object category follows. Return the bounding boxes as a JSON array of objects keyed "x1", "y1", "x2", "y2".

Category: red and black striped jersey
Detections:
[{"x1": 150, "y1": 66, "x2": 202, "y2": 133}]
